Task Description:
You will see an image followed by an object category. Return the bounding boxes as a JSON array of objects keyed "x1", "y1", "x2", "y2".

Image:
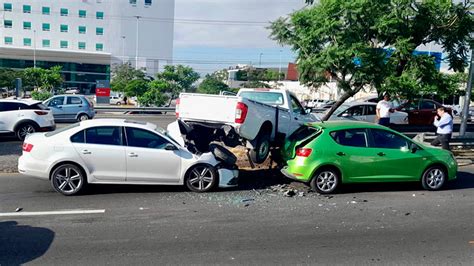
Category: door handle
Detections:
[
  {"x1": 377, "y1": 152, "x2": 386, "y2": 156},
  {"x1": 294, "y1": 117, "x2": 299, "y2": 121},
  {"x1": 128, "y1": 153, "x2": 138, "y2": 158},
  {"x1": 82, "y1": 150, "x2": 91, "y2": 155},
  {"x1": 78, "y1": 105, "x2": 83, "y2": 107},
  {"x1": 336, "y1": 152, "x2": 345, "y2": 156}
]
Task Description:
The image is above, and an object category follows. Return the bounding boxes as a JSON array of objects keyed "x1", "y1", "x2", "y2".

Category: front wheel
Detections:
[
  {"x1": 249, "y1": 134, "x2": 271, "y2": 164},
  {"x1": 421, "y1": 166, "x2": 446, "y2": 191},
  {"x1": 310, "y1": 168, "x2": 340, "y2": 194},
  {"x1": 185, "y1": 164, "x2": 218, "y2": 193}
]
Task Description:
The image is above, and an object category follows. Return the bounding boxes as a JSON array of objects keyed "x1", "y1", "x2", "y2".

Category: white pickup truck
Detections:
[{"x1": 174, "y1": 88, "x2": 319, "y2": 163}]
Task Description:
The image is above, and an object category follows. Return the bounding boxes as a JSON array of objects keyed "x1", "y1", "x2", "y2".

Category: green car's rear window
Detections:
[{"x1": 288, "y1": 126, "x2": 320, "y2": 142}]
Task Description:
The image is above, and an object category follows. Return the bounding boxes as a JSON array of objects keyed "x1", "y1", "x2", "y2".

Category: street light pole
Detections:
[
  {"x1": 259, "y1": 53, "x2": 263, "y2": 67},
  {"x1": 134, "y1": 16, "x2": 141, "y2": 70},
  {"x1": 278, "y1": 49, "x2": 282, "y2": 81},
  {"x1": 121, "y1": 36, "x2": 126, "y2": 64},
  {"x1": 460, "y1": 47, "x2": 473, "y2": 136},
  {"x1": 33, "y1": 30, "x2": 36, "y2": 68}
]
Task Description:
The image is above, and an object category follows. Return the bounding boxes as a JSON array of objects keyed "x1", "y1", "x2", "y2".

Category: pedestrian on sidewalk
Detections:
[
  {"x1": 431, "y1": 106, "x2": 453, "y2": 150},
  {"x1": 376, "y1": 93, "x2": 394, "y2": 126}
]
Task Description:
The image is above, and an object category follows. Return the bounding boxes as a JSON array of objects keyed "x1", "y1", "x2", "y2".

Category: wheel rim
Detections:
[
  {"x1": 53, "y1": 167, "x2": 82, "y2": 194},
  {"x1": 188, "y1": 166, "x2": 214, "y2": 191},
  {"x1": 19, "y1": 125, "x2": 35, "y2": 138},
  {"x1": 316, "y1": 171, "x2": 337, "y2": 192},
  {"x1": 426, "y1": 168, "x2": 445, "y2": 189},
  {"x1": 79, "y1": 115, "x2": 88, "y2": 121},
  {"x1": 258, "y1": 140, "x2": 269, "y2": 160}
]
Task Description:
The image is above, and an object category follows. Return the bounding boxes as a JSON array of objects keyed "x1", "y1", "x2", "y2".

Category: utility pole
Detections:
[
  {"x1": 278, "y1": 49, "x2": 282, "y2": 81},
  {"x1": 33, "y1": 30, "x2": 36, "y2": 68},
  {"x1": 460, "y1": 47, "x2": 473, "y2": 136},
  {"x1": 121, "y1": 36, "x2": 126, "y2": 64},
  {"x1": 259, "y1": 53, "x2": 263, "y2": 67},
  {"x1": 134, "y1": 16, "x2": 141, "y2": 70}
]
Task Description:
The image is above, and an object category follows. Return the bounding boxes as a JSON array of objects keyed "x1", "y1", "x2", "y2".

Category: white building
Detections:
[{"x1": 0, "y1": 0, "x2": 174, "y2": 92}]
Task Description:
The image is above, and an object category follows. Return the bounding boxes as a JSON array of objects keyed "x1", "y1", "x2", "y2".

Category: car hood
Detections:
[{"x1": 166, "y1": 121, "x2": 186, "y2": 147}]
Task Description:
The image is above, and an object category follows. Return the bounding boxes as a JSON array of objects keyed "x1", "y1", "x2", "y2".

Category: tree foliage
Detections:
[
  {"x1": 235, "y1": 68, "x2": 284, "y2": 82},
  {"x1": 0, "y1": 69, "x2": 20, "y2": 89},
  {"x1": 138, "y1": 80, "x2": 169, "y2": 107},
  {"x1": 197, "y1": 74, "x2": 230, "y2": 94},
  {"x1": 22, "y1": 66, "x2": 63, "y2": 91},
  {"x1": 155, "y1": 65, "x2": 200, "y2": 105},
  {"x1": 269, "y1": 0, "x2": 473, "y2": 120},
  {"x1": 110, "y1": 63, "x2": 148, "y2": 93}
]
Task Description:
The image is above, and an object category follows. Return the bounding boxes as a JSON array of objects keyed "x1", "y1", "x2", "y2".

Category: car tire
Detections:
[
  {"x1": 16, "y1": 123, "x2": 36, "y2": 140},
  {"x1": 210, "y1": 143, "x2": 237, "y2": 166},
  {"x1": 50, "y1": 164, "x2": 87, "y2": 196},
  {"x1": 116, "y1": 102, "x2": 121, "y2": 106},
  {"x1": 185, "y1": 164, "x2": 218, "y2": 193},
  {"x1": 77, "y1": 114, "x2": 89, "y2": 122},
  {"x1": 249, "y1": 133, "x2": 271, "y2": 164},
  {"x1": 310, "y1": 168, "x2": 340, "y2": 194},
  {"x1": 421, "y1": 166, "x2": 446, "y2": 191}
]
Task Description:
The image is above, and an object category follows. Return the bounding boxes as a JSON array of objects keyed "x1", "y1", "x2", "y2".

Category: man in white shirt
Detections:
[
  {"x1": 376, "y1": 93, "x2": 394, "y2": 126},
  {"x1": 431, "y1": 106, "x2": 453, "y2": 150}
]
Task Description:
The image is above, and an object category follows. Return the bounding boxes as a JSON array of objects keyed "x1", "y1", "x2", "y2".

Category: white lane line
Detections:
[{"x1": 0, "y1": 209, "x2": 106, "y2": 217}]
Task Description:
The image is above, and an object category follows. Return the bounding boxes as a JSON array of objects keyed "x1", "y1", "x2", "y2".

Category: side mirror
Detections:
[
  {"x1": 410, "y1": 143, "x2": 418, "y2": 153},
  {"x1": 164, "y1": 143, "x2": 178, "y2": 151}
]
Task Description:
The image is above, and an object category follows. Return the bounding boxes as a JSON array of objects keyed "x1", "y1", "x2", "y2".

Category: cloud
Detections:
[{"x1": 174, "y1": 0, "x2": 306, "y2": 48}]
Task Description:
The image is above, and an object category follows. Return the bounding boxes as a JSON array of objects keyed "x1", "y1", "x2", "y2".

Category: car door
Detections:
[
  {"x1": 45, "y1": 96, "x2": 66, "y2": 120},
  {"x1": 329, "y1": 128, "x2": 377, "y2": 181},
  {"x1": 367, "y1": 128, "x2": 425, "y2": 181},
  {"x1": 419, "y1": 100, "x2": 437, "y2": 125},
  {"x1": 124, "y1": 127, "x2": 182, "y2": 183},
  {"x1": 70, "y1": 126, "x2": 126, "y2": 181},
  {"x1": 0, "y1": 102, "x2": 19, "y2": 132},
  {"x1": 63, "y1": 96, "x2": 84, "y2": 120},
  {"x1": 364, "y1": 104, "x2": 377, "y2": 123}
]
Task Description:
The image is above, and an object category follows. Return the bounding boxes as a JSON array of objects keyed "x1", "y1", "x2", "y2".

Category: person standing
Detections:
[
  {"x1": 431, "y1": 107, "x2": 453, "y2": 150},
  {"x1": 376, "y1": 93, "x2": 394, "y2": 126}
]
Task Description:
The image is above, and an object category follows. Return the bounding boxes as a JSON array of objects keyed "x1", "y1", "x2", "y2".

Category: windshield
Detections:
[
  {"x1": 324, "y1": 104, "x2": 348, "y2": 116},
  {"x1": 239, "y1": 91, "x2": 284, "y2": 106},
  {"x1": 155, "y1": 126, "x2": 181, "y2": 146}
]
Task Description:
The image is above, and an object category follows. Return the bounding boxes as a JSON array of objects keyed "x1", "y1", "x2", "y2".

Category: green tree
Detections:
[
  {"x1": 155, "y1": 65, "x2": 200, "y2": 105},
  {"x1": 0, "y1": 68, "x2": 20, "y2": 89},
  {"x1": 22, "y1": 66, "x2": 63, "y2": 92},
  {"x1": 138, "y1": 80, "x2": 170, "y2": 107},
  {"x1": 270, "y1": 0, "x2": 473, "y2": 120},
  {"x1": 197, "y1": 74, "x2": 230, "y2": 94},
  {"x1": 124, "y1": 79, "x2": 149, "y2": 98},
  {"x1": 110, "y1": 63, "x2": 147, "y2": 93}
]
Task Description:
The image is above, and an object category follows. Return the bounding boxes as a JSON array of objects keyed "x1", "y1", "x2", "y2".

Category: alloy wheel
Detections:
[
  {"x1": 425, "y1": 168, "x2": 445, "y2": 190},
  {"x1": 52, "y1": 166, "x2": 83, "y2": 195},
  {"x1": 18, "y1": 124, "x2": 35, "y2": 140},
  {"x1": 316, "y1": 171, "x2": 337, "y2": 193},
  {"x1": 187, "y1": 165, "x2": 216, "y2": 192}
]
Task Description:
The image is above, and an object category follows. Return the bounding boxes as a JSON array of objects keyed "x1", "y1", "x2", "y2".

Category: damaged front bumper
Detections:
[{"x1": 218, "y1": 168, "x2": 239, "y2": 188}]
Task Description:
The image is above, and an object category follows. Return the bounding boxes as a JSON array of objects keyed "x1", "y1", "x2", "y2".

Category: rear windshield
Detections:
[
  {"x1": 239, "y1": 92, "x2": 284, "y2": 106},
  {"x1": 45, "y1": 123, "x2": 80, "y2": 137},
  {"x1": 29, "y1": 103, "x2": 48, "y2": 110},
  {"x1": 288, "y1": 125, "x2": 320, "y2": 142}
]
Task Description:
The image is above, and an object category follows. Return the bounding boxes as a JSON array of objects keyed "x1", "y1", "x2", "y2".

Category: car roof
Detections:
[
  {"x1": 341, "y1": 101, "x2": 376, "y2": 106},
  {"x1": 306, "y1": 120, "x2": 388, "y2": 131},
  {"x1": 51, "y1": 94, "x2": 87, "y2": 97},
  {"x1": 78, "y1": 119, "x2": 157, "y2": 130},
  {"x1": 0, "y1": 98, "x2": 42, "y2": 105}
]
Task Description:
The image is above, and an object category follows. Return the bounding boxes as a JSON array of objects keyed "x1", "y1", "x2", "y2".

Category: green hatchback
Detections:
[{"x1": 281, "y1": 121, "x2": 457, "y2": 194}]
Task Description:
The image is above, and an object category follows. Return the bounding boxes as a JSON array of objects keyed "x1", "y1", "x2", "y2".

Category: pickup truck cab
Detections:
[{"x1": 174, "y1": 88, "x2": 319, "y2": 163}]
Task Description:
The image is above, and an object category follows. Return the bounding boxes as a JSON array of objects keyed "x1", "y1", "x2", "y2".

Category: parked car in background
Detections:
[
  {"x1": 396, "y1": 99, "x2": 452, "y2": 125},
  {"x1": 281, "y1": 121, "x2": 457, "y2": 194},
  {"x1": 176, "y1": 88, "x2": 319, "y2": 163},
  {"x1": 44, "y1": 95, "x2": 95, "y2": 122},
  {"x1": 110, "y1": 96, "x2": 125, "y2": 105},
  {"x1": 319, "y1": 102, "x2": 408, "y2": 124},
  {"x1": 0, "y1": 99, "x2": 55, "y2": 140},
  {"x1": 18, "y1": 119, "x2": 239, "y2": 195}
]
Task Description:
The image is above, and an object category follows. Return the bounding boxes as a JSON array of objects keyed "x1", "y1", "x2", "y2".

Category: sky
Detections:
[{"x1": 173, "y1": 0, "x2": 306, "y2": 74}]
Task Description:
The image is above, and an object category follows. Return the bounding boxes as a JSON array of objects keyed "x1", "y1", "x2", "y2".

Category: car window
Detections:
[
  {"x1": 239, "y1": 92, "x2": 284, "y2": 106},
  {"x1": 85, "y1": 126, "x2": 122, "y2": 146},
  {"x1": 0, "y1": 102, "x2": 20, "y2": 111},
  {"x1": 45, "y1": 123, "x2": 80, "y2": 137},
  {"x1": 48, "y1": 97, "x2": 64, "y2": 106},
  {"x1": 70, "y1": 130, "x2": 85, "y2": 143},
  {"x1": 365, "y1": 105, "x2": 376, "y2": 115},
  {"x1": 420, "y1": 100, "x2": 436, "y2": 110},
  {"x1": 340, "y1": 105, "x2": 364, "y2": 117},
  {"x1": 330, "y1": 129, "x2": 368, "y2": 147},
  {"x1": 370, "y1": 129, "x2": 409, "y2": 149},
  {"x1": 288, "y1": 126, "x2": 320, "y2": 142},
  {"x1": 290, "y1": 95, "x2": 304, "y2": 114},
  {"x1": 67, "y1": 97, "x2": 82, "y2": 105},
  {"x1": 125, "y1": 127, "x2": 169, "y2": 149},
  {"x1": 28, "y1": 103, "x2": 48, "y2": 110}
]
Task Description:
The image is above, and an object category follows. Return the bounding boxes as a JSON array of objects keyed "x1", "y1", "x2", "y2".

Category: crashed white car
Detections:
[{"x1": 18, "y1": 119, "x2": 238, "y2": 196}]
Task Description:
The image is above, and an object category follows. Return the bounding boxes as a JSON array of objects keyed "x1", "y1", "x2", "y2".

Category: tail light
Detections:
[
  {"x1": 296, "y1": 148, "x2": 312, "y2": 157},
  {"x1": 34, "y1": 111, "x2": 48, "y2": 115},
  {"x1": 175, "y1": 98, "x2": 180, "y2": 118},
  {"x1": 22, "y1": 143, "x2": 34, "y2": 152},
  {"x1": 235, "y1": 102, "x2": 248, "y2": 124}
]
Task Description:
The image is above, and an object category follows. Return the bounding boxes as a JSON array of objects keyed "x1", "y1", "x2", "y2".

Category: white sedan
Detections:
[
  {"x1": 18, "y1": 119, "x2": 238, "y2": 196},
  {"x1": 321, "y1": 102, "x2": 408, "y2": 124}
]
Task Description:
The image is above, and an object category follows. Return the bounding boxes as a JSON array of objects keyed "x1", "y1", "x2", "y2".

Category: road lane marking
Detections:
[{"x1": 0, "y1": 209, "x2": 105, "y2": 217}]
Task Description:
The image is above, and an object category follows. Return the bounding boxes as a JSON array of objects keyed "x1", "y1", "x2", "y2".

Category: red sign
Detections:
[{"x1": 96, "y1": 88, "x2": 110, "y2": 97}]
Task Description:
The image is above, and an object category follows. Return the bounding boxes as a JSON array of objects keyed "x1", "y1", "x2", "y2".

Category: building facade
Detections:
[{"x1": 0, "y1": 0, "x2": 174, "y2": 92}]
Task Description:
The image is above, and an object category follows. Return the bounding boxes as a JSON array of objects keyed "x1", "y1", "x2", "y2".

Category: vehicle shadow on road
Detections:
[{"x1": 0, "y1": 221, "x2": 55, "y2": 265}]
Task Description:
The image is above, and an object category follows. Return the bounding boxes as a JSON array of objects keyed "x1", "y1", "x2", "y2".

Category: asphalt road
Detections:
[{"x1": 1, "y1": 166, "x2": 474, "y2": 265}]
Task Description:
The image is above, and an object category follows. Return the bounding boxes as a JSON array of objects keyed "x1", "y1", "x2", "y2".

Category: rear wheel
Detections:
[
  {"x1": 185, "y1": 164, "x2": 218, "y2": 193},
  {"x1": 310, "y1": 168, "x2": 340, "y2": 194},
  {"x1": 77, "y1": 114, "x2": 89, "y2": 122},
  {"x1": 249, "y1": 133, "x2": 271, "y2": 164},
  {"x1": 51, "y1": 164, "x2": 87, "y2": 196},
  {"x1": 421, "y1": 166, "x2": 446, "y2": 191},
  {"x1": 16, "y1": 123, "x2": 36, "y2": 140}
]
